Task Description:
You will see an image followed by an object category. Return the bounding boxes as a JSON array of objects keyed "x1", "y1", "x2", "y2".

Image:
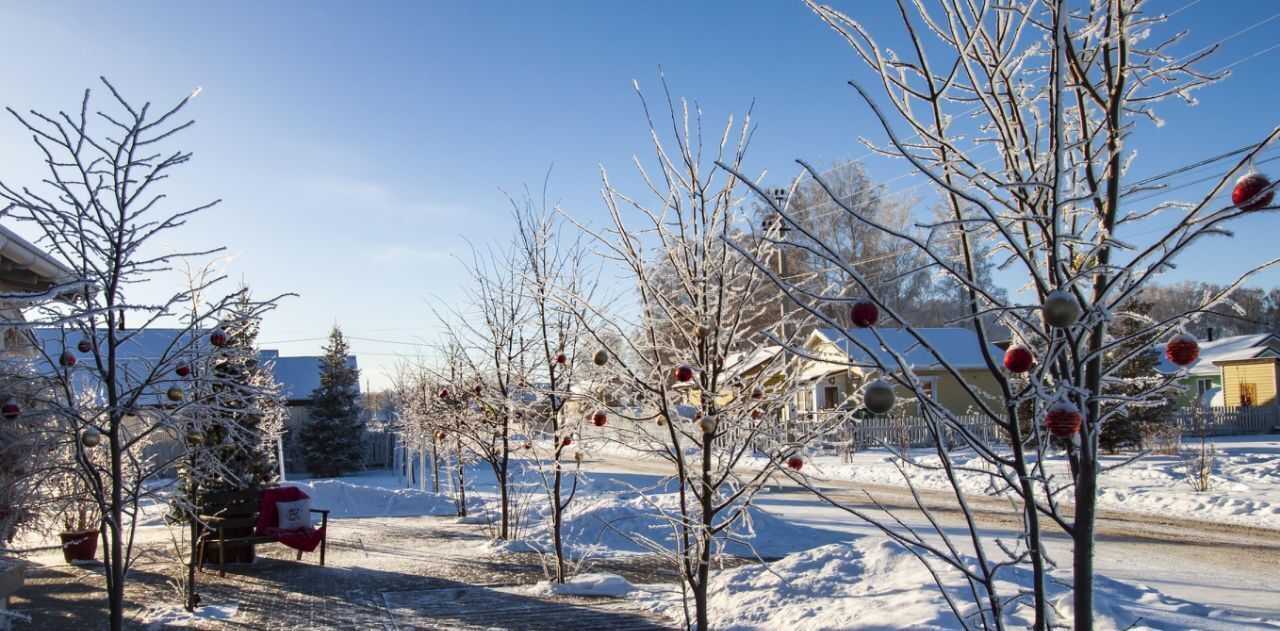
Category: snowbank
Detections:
[
  {"x1": 290, "y1": 478, "x2": 457, "y2": 519},
  {"x1": 636, "y1": 538, "x2": 1277, "y2": 630},
  {"x1": 504, "y1": 492, "x2": 848, "y2": 559},
  {"x1": 525, "y1": 572, "x2": 635, "y2": 597}
]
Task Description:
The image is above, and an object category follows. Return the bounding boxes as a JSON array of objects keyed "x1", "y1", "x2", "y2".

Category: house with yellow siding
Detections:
[
  {"x1": 794, "y1": 328, "x2": 1006, "y2": 417},
  {"x1": 1156, "y1": 333, "x2": 1280, "y2": 407}
]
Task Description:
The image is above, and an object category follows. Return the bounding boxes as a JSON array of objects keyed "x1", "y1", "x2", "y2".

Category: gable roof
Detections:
[
  {"x1": 1155, "y1": 333, "x2": 1280, "y2": 376},
  {"x1": 31, "y1": 329, "x2": 360, "y2": 404},
  {"x1": 262, "y1": 352, "x2": 359, "y2": 402},
  {"x1": 810, "y1": 327, "x2": 1004, "y2": 372}
]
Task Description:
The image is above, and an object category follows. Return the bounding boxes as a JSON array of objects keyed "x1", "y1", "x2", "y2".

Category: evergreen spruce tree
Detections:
[
  {"x1": 300, "y1": 326, "x2": 364, "y2": 477},
  {"x1": 1101, "y1": 299, "x2": 1177, "y2": 452}
]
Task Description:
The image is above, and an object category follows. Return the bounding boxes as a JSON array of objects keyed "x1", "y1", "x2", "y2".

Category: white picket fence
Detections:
[{"x1": 1170, "y1": 405, "x2": 1280, "y2": 437}]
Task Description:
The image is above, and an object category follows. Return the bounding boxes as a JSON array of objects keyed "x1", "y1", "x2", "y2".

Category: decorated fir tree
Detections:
[
  {"x1": 204, "y1": 290, "x2": 286, "y2": 488},
  {"x1": 299, "y1": 326, "x2": 364, "y2": 477}
]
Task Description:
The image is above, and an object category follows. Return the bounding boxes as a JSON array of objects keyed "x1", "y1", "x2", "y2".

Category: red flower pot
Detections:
[{"x1": 59, "y1": 530, "x2": 99, "y2": 564}]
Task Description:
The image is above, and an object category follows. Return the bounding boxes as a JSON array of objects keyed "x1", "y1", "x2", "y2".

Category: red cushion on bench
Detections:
[{"x1": 256, "y1": 486, "x2": 326, "y2": 552}]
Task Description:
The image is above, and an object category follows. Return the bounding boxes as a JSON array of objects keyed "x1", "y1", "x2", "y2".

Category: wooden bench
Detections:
[{"x1": 195, "y1": 488, "x2": 329, "y2": 577}]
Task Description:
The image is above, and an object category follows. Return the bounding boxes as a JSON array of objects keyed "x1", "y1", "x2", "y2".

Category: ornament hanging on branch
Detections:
[
  {"x1": 850, "y1": 298, "x2": 879, "y2": 328},
  {"x1": 1165, "y1": 333, "x2": 1200, "y2": 367},
  {"x1": 1041, "y1": 290, "x2": 1082, "y2": 329},
  {"x1": 698, "y1": 415, "x2": 718, "y2": 434},
  {"x1": 592, "y1": 411, "x2": 607, "y2": 427},
  {"x1": 80, "y1": 427, "x2": 102, "y2": 448},
  {"x1": 2, "y1": 399, "x2": 19, "y2": 420},
  {"x1": 694, "y1": 322, "x2": 711, "y2": 339},
  {"x1": 77, "y1": 338, "x2": 92, "y2": 353},
  {"x1": 438, "y1": 388, "x2": 450, "y2": 400},
  {"x1": 751, "y1": 408, "x2": 763, "y2": 419},
  {"x1": 862, "y1": 379, "x2": 896, "y2": 415},
  {"x1": 175, "y1": 364, "x2": 191, "y2": 377},
  {"x1": 786, "y1": 455, "x2": 804, "y2": 471},
  {"x1": 186, "y1": 428, "x2": 205, "y2": 445},
  {"x1": 209, "y1": 328, "x2": 229, "y2": 347},
  {"x1": 1045, "y1": 402, "x2": 1083, "y2": 438},
  {"x1": 555, "y1": 353, "x2": 567, "y2": 365},
  {"x1": 561, "y1": 436, "x2": 573, "y2": 447},
  {"x1": 673, "y1": 364, "x2": 695, "y2": 382},
  {"x1": 472, "y1": 384, "x2": 482, "y2": 396},
  {"x1": 656, "y1": 416, "x2": 668, "y2": 427},
  {"x1": 750, "y1": 386, "x2": 764, "y2": 400},
  {"x1": 592, "y1": 349, "x2": 609, "y2": 366},
  {"x1": 167, "y1": 387, "x2": 185, "y2": 402},
  {"x1": 1003, "y1": 346, "x2": 1034, "y2": 374},
  {"x1": 59, "y1": 351, "x2": 76, "y2": 367},
  {"x1": 1232, "y1": 172, "x2": 1274, "y2": 211}
]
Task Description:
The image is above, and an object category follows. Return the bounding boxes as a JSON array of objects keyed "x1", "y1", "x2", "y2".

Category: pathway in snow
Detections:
[{"x1": 10, "y1": 514, "x2": 674, "y2": 630}]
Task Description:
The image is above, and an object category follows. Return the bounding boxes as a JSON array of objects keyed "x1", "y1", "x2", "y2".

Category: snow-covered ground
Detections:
[
  {"x1": 42, "y1": 436, "x2": 1278, "y2": 630},
  {"x1": 772, "y1": 435, "x2": 1280, "y2": 529}
]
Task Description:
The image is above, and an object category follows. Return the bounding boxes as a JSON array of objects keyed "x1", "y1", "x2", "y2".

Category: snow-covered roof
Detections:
[
  {"x1": 31, "y1": 329, "x2": 360, "y2": 405},
  {"x1": 1154, "y1": 333, "x2": 1280, "y2": 376},
  {"x1": 811, "y1": 327, "x2": 1004, "y2": 372},
  {"x1": 722, "y1": 345, "x2": 783, "y2": 378},
  {"x1": 0, "y1": 224, "x2": 75, "y2": 290},
  {"x1": 266, "y1": 353, "x2": 359, "y2": 402}
]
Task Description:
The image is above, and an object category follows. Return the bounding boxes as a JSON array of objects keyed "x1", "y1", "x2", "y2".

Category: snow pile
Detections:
[
  {"x1": 291, "y1": 478, "x2": 457, "y2": 519},
  {"x1": 653, "y1": 538, "x2": 1277, "y2": 630},
  {"x1": 506, "y1": 492, "x2": 847, "y2": 559},
  {"x1": 138, "y1": 603, "x2": 237, "y2": 629},
  {"x1": 526, "y1": 572, "x2": 635, "y2": 597}
]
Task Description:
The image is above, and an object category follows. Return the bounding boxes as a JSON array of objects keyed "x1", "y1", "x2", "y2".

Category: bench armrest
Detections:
[{"x1": 309, "y1": 508, "x2": 330, "y2": 515}]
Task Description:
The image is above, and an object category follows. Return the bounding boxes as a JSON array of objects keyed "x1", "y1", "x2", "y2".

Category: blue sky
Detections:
[{"x1": 2, "y1": 1, "x2": 1278, "y2": 389}]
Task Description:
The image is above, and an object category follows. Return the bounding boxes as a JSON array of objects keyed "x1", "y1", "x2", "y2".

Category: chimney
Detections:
[{"x1": 1206, "y1": 326, "x2": 1215, "y2": 342}]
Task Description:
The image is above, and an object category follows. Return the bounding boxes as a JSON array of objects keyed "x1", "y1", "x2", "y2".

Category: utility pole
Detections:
[{"x1": 768, "y1": 187, "x2": 795, "y2": 442}]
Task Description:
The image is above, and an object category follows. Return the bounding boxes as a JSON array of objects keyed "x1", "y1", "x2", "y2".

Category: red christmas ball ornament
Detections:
[
  {"x1": 555, "y1": 353, "x2": 567, "y2": 365},
  {"x1": 592, "y1": 410, "x2": 608, "y2": 427},
  {"x1": 175, "y1": 364, "x2": 191, "y2": 377},
  {"x1": 1165, "y1": 333, "x2": 1200, "y2": 367},
  {"x1": 786, "y1": 456, "x2": 804, "y2": 471},
  {"x1": 750, "y1": 386, "x2": 764, "y2": 400},
  {"x1": 472, "y1": 384, "x2": 482, "y2": 396},
  {"x1": 673, "y1": 364, "x2": 695, "y2": 382},
  {"x1": 2, "y1": 399, "x2": 20, "y2": 420},
  {"x1": 523, "y1": 441, "x2": 533, "y2": 450},
  {"x1": 1003, "y1": 346, "x2": 1034, "y2": 374},
  {"x1": 561, "y1": 436, "x2": 573, "y2": 447},
  {"x1": 59, "y1": 351, "x2": 77, "y2": 367},
  {"x1": 1045, "y1": 402, "x2": 1083, "y2": 438},
  {"x1": 438, "y1": 388, "x2": 450, "y2": 400},
  {"x1": 77, "y1": 339, "x2": 92, "y2": 353},
  {"x1": 850, "y1": 298, "x2": 879, "y2": 328},
  {"x1": 1232, "y1": 173, "x2": 1274, "y2": 211},
  {"x1": 751, "y1": 408, "x2": 763, "y2": 419},
  {"x1": 209, "y1": 328, "x2": 228, "y2": 347}
]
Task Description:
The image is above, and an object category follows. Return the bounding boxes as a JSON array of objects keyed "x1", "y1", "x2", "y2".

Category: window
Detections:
[
  {"x1": 1196, "y1": 379, "x2": 1213, "y2": 396},
  {"x1": 822, "y1": 386, "x2": 840, "y2": 410},
  {"x1": 917, "y1": 376, "x2": 939, "y2": 411}
]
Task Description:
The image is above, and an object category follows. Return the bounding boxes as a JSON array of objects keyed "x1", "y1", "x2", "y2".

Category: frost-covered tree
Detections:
[
  {"x1": 300, "y1": 326, "x2": 364, "y2": 477},
  {"x1": 560, "y1": 80, "x2": 827, "y2": 631},
  {"x1": 720, "y1": 2, "x2": 1280, "y2": 628},
  {"x1": 0, "y1": 79, "x2": 284, "y2": 629}
]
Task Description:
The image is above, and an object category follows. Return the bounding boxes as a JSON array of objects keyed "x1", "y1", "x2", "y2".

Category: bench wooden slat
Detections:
[
  {"x1": 198, "y1": 489, "x2": 262, "y2": 504},
  {"x1": 201, "y1": 516, "x2": 260, "y2": 529}
]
